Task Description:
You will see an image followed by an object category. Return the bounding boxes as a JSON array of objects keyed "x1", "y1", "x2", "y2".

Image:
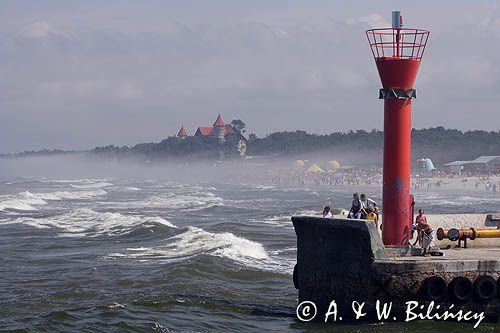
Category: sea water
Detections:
[{"x1": 0, "y1": 177, "x2": 497, "y2": 332}]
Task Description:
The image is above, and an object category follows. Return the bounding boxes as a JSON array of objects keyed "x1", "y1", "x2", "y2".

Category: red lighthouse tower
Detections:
[{"x1": 366, "y1": 12, "x2": 429, "y2": 245}]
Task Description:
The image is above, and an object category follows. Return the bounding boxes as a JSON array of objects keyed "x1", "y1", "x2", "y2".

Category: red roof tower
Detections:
[
  {"x1": 177, "y1": 125, "x2": 188, "y2": 138},
  {"x1": 213, "y1": 114, "x2": 225, "y2": 126}
]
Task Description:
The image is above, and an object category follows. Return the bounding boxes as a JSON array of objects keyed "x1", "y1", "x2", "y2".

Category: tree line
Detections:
[
  {"x1": 5, "y1": 126, "x2": 500, "y2": 166},
  {"x1": 247, "y1": 127, "x2": 500, "y2": 165}
]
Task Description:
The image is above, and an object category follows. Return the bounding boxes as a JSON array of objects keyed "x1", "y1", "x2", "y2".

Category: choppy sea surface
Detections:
[{"x1": 0, "y1": 177, "x2": 498, "y2": 332}]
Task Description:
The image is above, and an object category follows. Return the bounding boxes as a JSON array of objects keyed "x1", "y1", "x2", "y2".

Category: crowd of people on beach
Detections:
[
  {"x1": 267, "y1": 167, "x2": 383, "y2": 187},
  {"x1": 260, "y1": 165, "x2": 500, "y2": 192}
]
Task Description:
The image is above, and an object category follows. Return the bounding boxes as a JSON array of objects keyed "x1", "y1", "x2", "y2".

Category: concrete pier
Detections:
[
  {"x1": 292, "y1": 216, "x2": 500, "y2": 322},
  {"x1": 336, "y1": 213, "x2": 500, "y2": 248}
]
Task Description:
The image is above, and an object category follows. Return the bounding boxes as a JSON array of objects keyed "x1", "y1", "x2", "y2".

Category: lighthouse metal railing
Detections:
[{"x1": 366, "y1": 28, "x2": 430, "y2": 60}]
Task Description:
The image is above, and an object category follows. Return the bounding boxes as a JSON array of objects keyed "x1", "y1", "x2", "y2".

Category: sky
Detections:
[{"x1": 1, "y1": 0, "x2": 499, "y2": 153}]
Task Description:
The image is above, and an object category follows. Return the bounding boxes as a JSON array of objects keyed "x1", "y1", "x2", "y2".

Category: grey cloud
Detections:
[{"x1": 0, "y1": 1, "x2": 499, "y2": 153}]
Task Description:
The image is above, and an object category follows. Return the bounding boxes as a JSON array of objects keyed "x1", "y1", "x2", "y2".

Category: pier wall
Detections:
[{"x1": 292, "y1": 216, "x2": 500, "y2": 321}]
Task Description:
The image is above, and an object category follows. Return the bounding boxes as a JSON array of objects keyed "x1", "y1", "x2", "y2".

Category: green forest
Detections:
[
  {"x1": 247, "y1": 127, "x2": 500, "y2": 164},
  {"x1": 87, "y1": 126, "x2": 500, "y2": 165},
  {"x1": 8, "y1": 126, "x2": 500, "y2": 166}
]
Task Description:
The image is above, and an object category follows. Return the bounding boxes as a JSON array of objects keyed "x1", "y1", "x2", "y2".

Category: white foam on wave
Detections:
[
  {"x1": 0, "y1": 191, "x2": 57, "y2": 211},
  {"x1": 140, "y1": 191, "x2": 223, "y2": 210},
  {"x1": 51, "y1": 190, "x2": 107, "y2": 200},
  {"x1": 33, "y1": 190, "x2": 107, "y2": 201},
  {"x1": 113, "y1": 226, "x2": 267, "y2": 261},
  {"x1": 269, "y1": 247, "x2": 296, "y2": 256},
  {"x1": 221, "y1": 197, "x2": 274, "y2": 211},
  {"x1": 71, "y1": 182, "x2": 113, "y2": 189},
  {"x1": 5, "y1": 208, "x2": 174, "y2": 236},
  {"x1": 254, "y1": 209, "x2": 320, "y2": 228},
  {"x1": 92, "y1": 185, "x2": 222, "y2": 211},
  {"x1": 37, "y1": 178, "x2": 112, "y2": 184},
  {"x1": 189, "y1": 227, "x2": 269, "y2": 261},
  {"x1": 0, "y1": 189, "x2": 107, "y2": 212},
  {"x1": 121, "y1": 186, "x2": 142, "y2": 191},
  {"x1": 0, "y1": 191, "x2": 45, "y2": 211},
  {"x1": 109, "y1": 226, "x2": 294, "y2": 273},
  {"x1": 253, "y1": 185, "x2": 276, "y2": 190}
]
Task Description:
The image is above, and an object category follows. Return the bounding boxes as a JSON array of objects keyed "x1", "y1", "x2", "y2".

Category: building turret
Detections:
[
  {"x1": 177, "y1": 125, "x2": 188, "y2": 139},
  {"x1": 213, "y1": 114, "x2": 226, "y2": 144}
]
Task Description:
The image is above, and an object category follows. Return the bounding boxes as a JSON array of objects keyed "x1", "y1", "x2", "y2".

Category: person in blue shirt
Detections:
[{"x1": 348, "y1": 193, "x2": 362, "y2": 219}]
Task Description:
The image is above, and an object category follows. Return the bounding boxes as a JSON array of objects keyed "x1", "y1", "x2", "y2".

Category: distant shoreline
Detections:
[{"x1": 2, "y1": 127, "x2": 499, "y2": 167}]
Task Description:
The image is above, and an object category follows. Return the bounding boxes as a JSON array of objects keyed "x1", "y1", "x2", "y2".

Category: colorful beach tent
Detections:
[{"x1": 305, "y1": 164, "x2": 325, "y2": 174}]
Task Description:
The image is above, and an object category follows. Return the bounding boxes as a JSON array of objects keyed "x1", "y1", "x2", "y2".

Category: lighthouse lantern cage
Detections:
[{"x1": 366, "y1": 28, "x2": 429, "y2": 60}]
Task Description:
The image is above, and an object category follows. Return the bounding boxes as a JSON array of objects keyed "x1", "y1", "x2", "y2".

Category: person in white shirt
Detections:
[
  {"x1": 322, "y1": 206, "x2": 333, "y2": 218},
  {"x1": 360, "y1": 193, "x2": 377, "y2": 219}
]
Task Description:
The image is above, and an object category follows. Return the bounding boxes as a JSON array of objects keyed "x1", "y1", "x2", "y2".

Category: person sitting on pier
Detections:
[
  {"x1": 322, "y1": 206, "x2": 333, "y2": 218},
  {"x1": 348, "y1": 193, "x2": 361, "y2": 219},
  {"x1": 366, "y1": 206, "x2": 379, "y2": 228},
  {"x1": 359, "y1": 193, "x2": 377, "y2": 219}
]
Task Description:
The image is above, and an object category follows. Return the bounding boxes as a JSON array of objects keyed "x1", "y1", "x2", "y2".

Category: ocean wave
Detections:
[
  {"x1": 5, "y1": 208, "x2": 175, "y2": 237},
  {"x1": 70, "y1": 182, "x2": 113, "y2": 189},
  {"x1": 254, "y1": 209, "x2": 320, "y2": 228},
  {"x1": 269, "y1": 247, "x2": 297, "y2": 256},
  {"x1": 108, "y1": 225, "x2": 295, "y2": 274},
  {"x1": 221, "y1": 197, "x2": 276, "y2": 210},
  {"x1": 0, "y1": 190, "x2": 107, "y2": 212},
  {"x1": 0, "y1": 191, "x2": 47, "y2": 211},
  {"x1": 51, "y1": 190, "x2": 107, "y2": 200},
  {"x1": 106, "y1": 225, "x2": 295, "y2": 272},
  {"x1": 121, "y1": 186, "x2": 142, "y2": 191},
  {"x1": 37, "y1": 178, "x2": 112, "y2": 184},
  {"x1": 113, "y1": 226, "x2": 266, "y2": 260},
  {"x1": 140, "y1": 191, "x2": 223, "y2": 210},
  {"x1": 252, "y1": 185, "x2": 276, "y2": 190},
  {"x1": 90, "y1": 187, "x2": 223, "y2": 211}
]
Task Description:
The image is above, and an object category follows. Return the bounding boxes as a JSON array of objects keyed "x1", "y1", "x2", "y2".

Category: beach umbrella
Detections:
[
  {"x1": 294, "y1": 160, "x2": 305, "y2": 168},
  {"x1": 305, "y1": 164, "x2": 325, "y2": 174},
  {"x1": 328, "y1": 160, "x2": 340, "y2": 171}
]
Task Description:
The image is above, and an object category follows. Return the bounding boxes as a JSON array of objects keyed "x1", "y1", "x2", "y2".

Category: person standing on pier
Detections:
[{"x1": 415, "y1": 209, "x2": 435, "y2": 255}]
